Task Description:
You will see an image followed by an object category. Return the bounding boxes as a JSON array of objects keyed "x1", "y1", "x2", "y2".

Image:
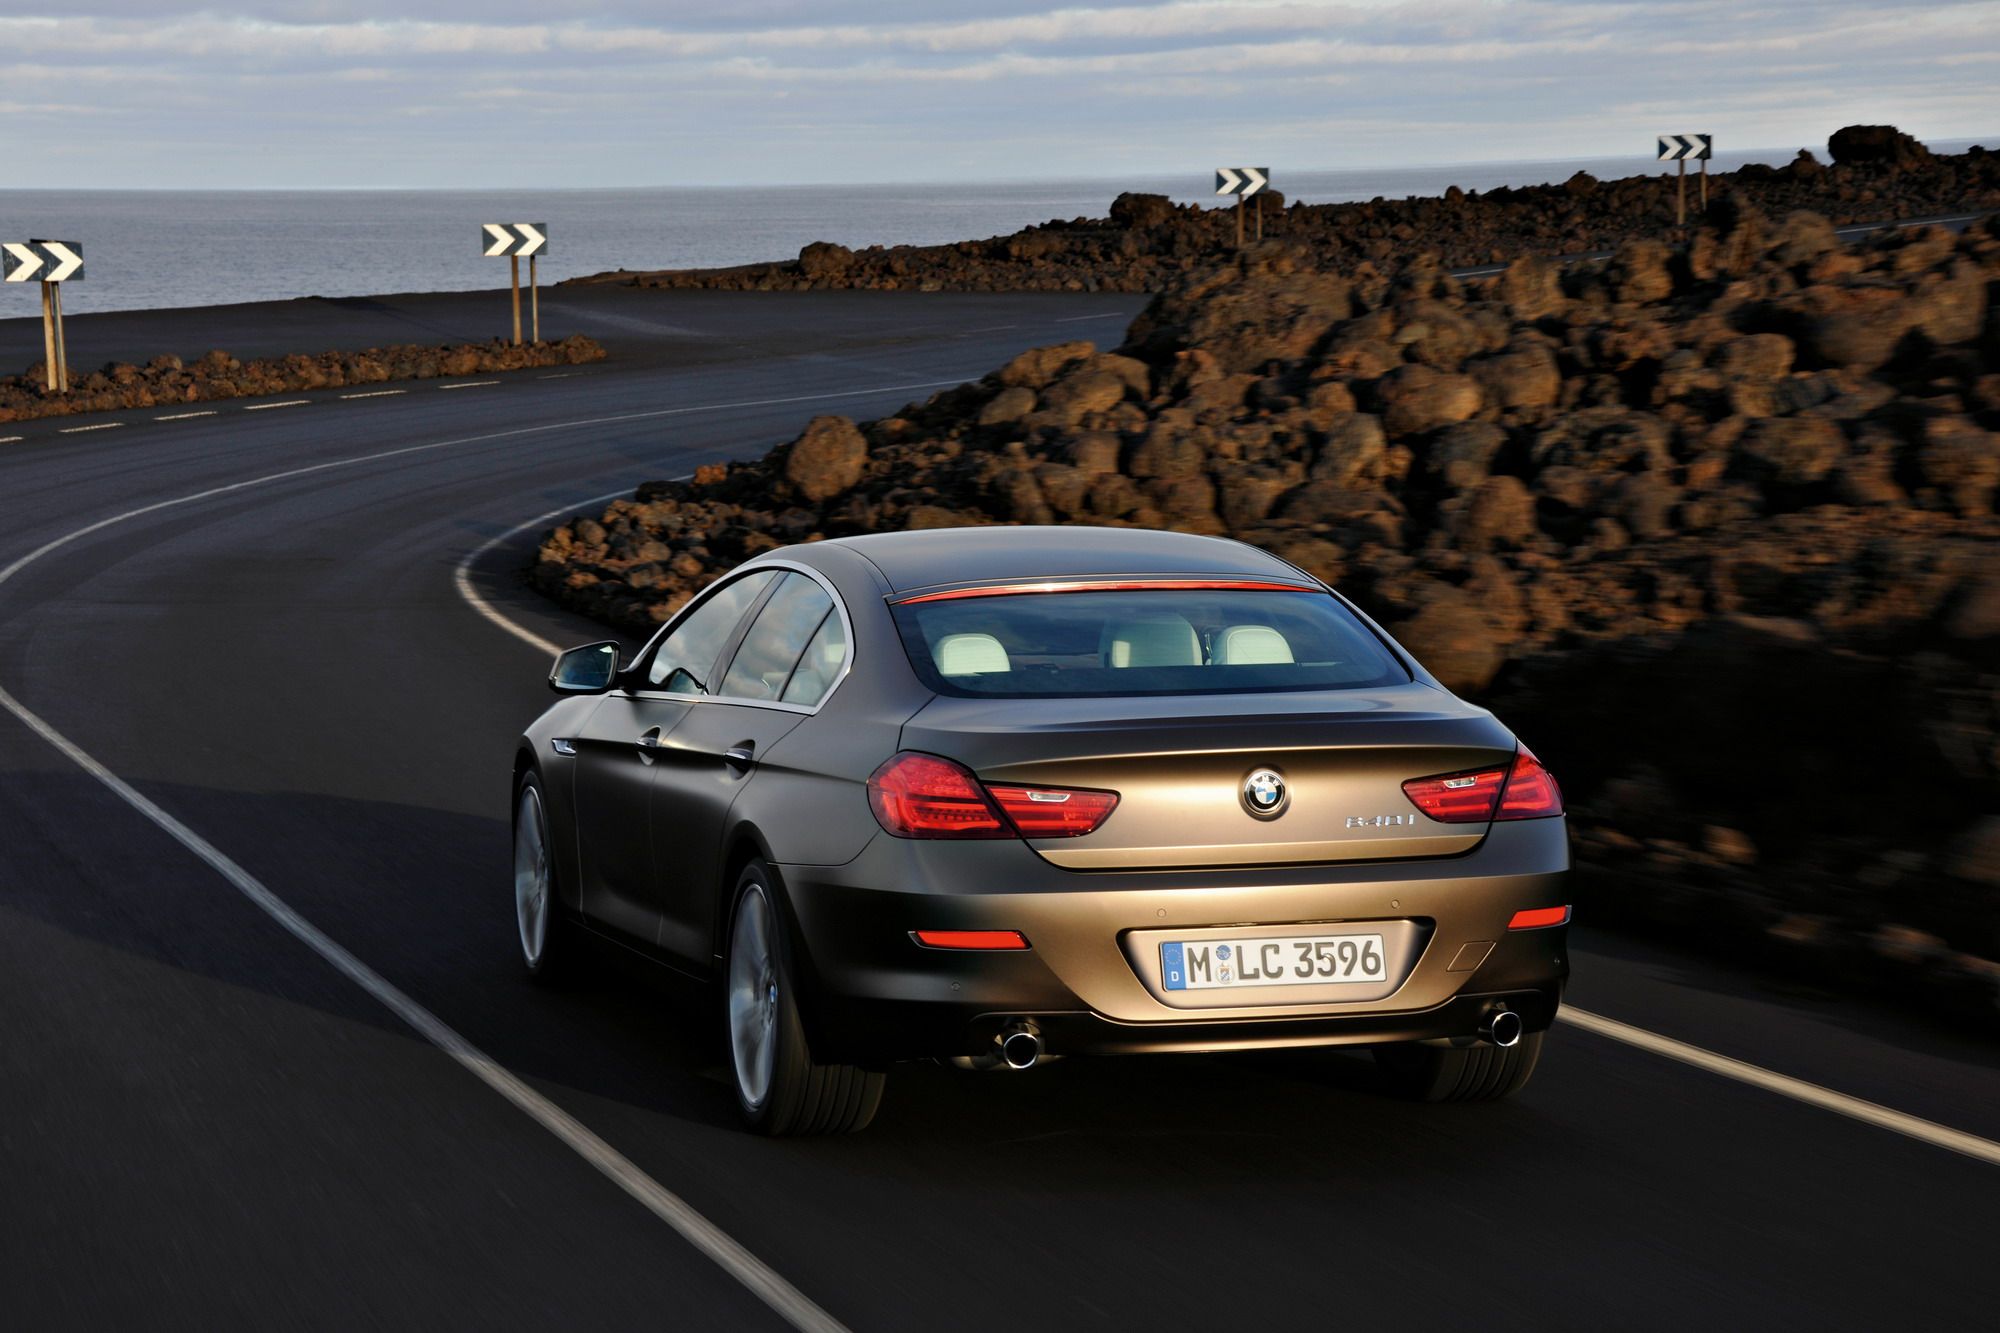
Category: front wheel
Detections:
[
  {"x1": 1374, "y1": 1031, "x2": 1544, "y2": 1103},
  {"x1": 513, "y1": 772, "x2": 573, "y2": 982},
  {"x1": 725, "y1": 863, "x2": 884, "y2": 1135}
]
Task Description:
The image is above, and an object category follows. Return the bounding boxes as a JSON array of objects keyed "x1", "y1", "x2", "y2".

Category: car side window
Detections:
[
  {"x1": 645, "y1": 571, "x2": 779, "y2": 692},
  {"x1": 720, "y1": 574, "x2": 836, "y2": 702},
  {"x1": 779, "y1": 611, "x2": 848, "y2": 708}
]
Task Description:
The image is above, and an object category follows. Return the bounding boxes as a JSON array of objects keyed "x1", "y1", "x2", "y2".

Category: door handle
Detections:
[
  {"x1": 636, "y1": 727, "x2": 663, "y2": 764},
  {"x1": 723, "y1": 744, "x2": 756, "y2": 773}
]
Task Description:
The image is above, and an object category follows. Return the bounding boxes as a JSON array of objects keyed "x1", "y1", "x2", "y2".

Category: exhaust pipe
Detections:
[
  {"x1": 1479, "y1": 1008, "x2": 1523, "y2": 1049},
  {"x1": 999, "y1": 1024, "x2": 1043, "y2": 1070}
]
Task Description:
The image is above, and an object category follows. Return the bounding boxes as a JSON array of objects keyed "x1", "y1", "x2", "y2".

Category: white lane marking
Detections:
[
  {"x1": 1560, "y1": 1007, "x2": 2000, "y2": 1168},
  {"x1": 0, "y1": 679, "x2": 847, "y2": 1333},
  {"x1": 537, "y1": 372, "x2": 590, "y2": 380},
  {"x1": 1053, "y1": 311, "x2": 1129, "y2": 322},
  {"x1": 957, "y1": 324, "x2": 1020, "y2": 334},
  {"x1": 243, "y1": 400, "x2": 311, "y2": 412},
  {"x1": 340, "y1": 389, "x2": 407, "y2": 400},
  {"x1": 438, "y1": 380, "x2": 501, "y2": 391},
  {"x1": 0, "y1": 372, "x2": 988, "y2": 1332},
  {"x1": 58, "y1": 422, "x2": 125, "y2": 434},
  {"x1": 0, "y1": 435, "x2": 22, "y2": 444},
  {"x1": 155, "y1": 411, "x2": 218, "y2": 421},
  {"x1": 453, "y1": 486, "x2": 643, "y2": 657}
]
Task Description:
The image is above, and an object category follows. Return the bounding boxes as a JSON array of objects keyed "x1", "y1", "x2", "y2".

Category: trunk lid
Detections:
[{"x1": 899, "y1": 684, "x2": 1517, "y2": 870}]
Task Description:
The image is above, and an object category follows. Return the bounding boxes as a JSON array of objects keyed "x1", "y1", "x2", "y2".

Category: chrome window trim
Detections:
[{"x1": 626, "y1": 559, "x2": 856, "y2": 716}]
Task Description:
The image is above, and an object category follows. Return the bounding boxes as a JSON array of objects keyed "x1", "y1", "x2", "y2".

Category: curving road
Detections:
[{"x1": 1, "y1": 286, "x2": 1994, "y2": 1331}]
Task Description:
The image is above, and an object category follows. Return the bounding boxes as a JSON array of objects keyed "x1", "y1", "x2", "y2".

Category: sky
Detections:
[{"x1": 2, "y1": 1, "x2": 1995, "y2": 189}]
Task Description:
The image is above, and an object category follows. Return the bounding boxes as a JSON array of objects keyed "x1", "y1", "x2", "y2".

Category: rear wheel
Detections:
[
  {"x1": 1374, "y1": 1031, "x2": 1544, "y2": 1103},
  {"x1": 725, "y1": 862, "x2": 884, "y2": 1135},
  {"x1": 513, "y1": 772, "x2": 573, "y2": 982}
]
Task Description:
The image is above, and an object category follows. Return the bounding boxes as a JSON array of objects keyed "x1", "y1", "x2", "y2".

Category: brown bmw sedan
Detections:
[{"x1": 514, "y1": 527, "x2": 1568, "y2": 1135}]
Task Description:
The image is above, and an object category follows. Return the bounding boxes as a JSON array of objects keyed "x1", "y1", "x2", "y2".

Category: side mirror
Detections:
[{"x1": 549, "y1": 640, "x2": 621, "y2": 694}]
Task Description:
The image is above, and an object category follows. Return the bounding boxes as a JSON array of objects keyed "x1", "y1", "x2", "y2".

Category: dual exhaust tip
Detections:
[{"x1": 991, "y1": 1014, "x2": 1515, "y2": 1069}]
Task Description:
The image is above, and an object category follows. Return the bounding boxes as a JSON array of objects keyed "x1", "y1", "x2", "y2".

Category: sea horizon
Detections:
[{"x1": 5, "y1": 138, "x2": 1989, "y2": 319}]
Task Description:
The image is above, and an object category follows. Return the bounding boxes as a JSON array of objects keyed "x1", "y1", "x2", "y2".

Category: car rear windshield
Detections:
[{"x1": 890, "y1": 587, "x2": 1409, "y2": 698}]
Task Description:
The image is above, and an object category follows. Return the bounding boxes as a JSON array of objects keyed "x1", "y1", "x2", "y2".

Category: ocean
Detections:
[{"x1": 2, "y1": 141, "x2": 1985, "y2": 318}]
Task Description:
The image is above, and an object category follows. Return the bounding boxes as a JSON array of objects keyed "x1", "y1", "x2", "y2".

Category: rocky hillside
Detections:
[
  {"x1": 535, "y1": 205, "x2": 2000, "y2": 1019},
  {"x1": 0, "y1": 336, "x2": 605, "y2": 425},
  {"x1": 567, "y1": 126, "x2": 1998, "y2": 296}
]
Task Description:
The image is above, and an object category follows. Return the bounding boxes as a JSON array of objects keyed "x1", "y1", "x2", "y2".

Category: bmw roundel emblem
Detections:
[{"x1": 1242, "y1": 767, "x2": 1288, "y2": 819}]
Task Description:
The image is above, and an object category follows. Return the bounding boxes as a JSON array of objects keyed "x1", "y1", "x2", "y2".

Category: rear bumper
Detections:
[{"x1": 774, "y1": 817, "x2": 1570, "y2": 1064}]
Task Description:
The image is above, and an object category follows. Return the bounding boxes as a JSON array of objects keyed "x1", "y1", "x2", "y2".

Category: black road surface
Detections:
[{"x1": 0, "y1": 286, "x2": 1993, "y2": 1332}]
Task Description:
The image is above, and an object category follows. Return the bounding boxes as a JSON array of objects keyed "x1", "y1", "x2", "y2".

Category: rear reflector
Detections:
[
  {"x1": 913, "y1": 930, "x2": 1030, "y2": 950},
  {"x1": 1508, "y1": 905, "x2": 1571, "y2": 930}
]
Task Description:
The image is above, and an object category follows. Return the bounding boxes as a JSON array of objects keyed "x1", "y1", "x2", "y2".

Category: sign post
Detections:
[
  {"x1": 1656, "y1": 135, "x2": 1713, "y2": 229},
  {"x1": 1214, "y1": 168, "x2": 1270, "y2": 249},
  {"x1": 530, "y1": 255, "x2": 540, "y2": 343},
  {"x1": 4, "y1": 240, "x2": 84, "y2": 391},
  {"x1": 481, "y1": 224, "x2": 548, "y2": 346}
]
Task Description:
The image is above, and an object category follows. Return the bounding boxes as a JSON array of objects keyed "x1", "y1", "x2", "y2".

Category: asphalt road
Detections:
[{"x1": 0, "y1": 286, "x2": 1993, "y2": 1331}]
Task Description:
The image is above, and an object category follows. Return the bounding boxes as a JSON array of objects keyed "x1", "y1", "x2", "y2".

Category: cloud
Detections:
[{"x1": 0, "y1": 1, "x2": 1991, "y2": 187}]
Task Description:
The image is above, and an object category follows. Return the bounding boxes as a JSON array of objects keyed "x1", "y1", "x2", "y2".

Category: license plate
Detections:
[{"x1": 1161, "y1": 934, "x2": 1387, "y2": 991}]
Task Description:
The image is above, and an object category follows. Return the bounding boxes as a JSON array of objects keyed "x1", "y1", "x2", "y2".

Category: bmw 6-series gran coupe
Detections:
[{"x1": 513, "y1": 526, "x2": 1568, "y2": 1134}]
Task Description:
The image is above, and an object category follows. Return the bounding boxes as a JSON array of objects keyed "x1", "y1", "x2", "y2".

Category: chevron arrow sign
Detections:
[
  {"x1": 482, "y1": 223, "x2": 548, "y2": 257},
  {"x1": 3, "y1": 240, "x2": 85, "y2": 283},
  {"x1": 1214, "y1": 167, "x2": 1270, "y2": 197},
  {"x1": 1656, "y1": 134, "x2": 1713, "y2": 162}
]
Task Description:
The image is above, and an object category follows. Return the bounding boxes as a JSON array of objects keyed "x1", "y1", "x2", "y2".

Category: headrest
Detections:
[
  {"x1": 1102, "y1": 615, "x2": 1201, "y2": 668},
  {"x1": 1214, "y1": 625, "x2": 1294, "y2": 665},
  {"x1": 936, "y1": 632, "x2": 1011, "y2": 676}
]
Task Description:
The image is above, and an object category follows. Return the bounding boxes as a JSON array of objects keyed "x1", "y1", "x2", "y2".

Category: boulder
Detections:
[
  {"x1": 1827, "y1": 124, "x2": 1933, "y2": 168},
  {"x1": 1376, "y1": 363, "x2": 1482, "y2": 437},
  {"x1": 782, "y1": 415, "x2": 869, "y2": 501}
]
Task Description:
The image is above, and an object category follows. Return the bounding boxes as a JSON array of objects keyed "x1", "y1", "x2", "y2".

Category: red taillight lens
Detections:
[
  {"x1": 912, "y1": 930, "x2": 1030, "y2": 950},
  {"x1": 1497, "y1": 745, "x2": 1563, "y2": 820},
  {"x1": 1508, "y1": 905, "x2": 1571, "y2": 930},
  {"x1": 985, "y1": 784, "x2": 1120, "y2": 838},
  {"x1": 1401, "y1": 766, "x2": 1507, "y2": 823},
  {"x1": 868, "y1": 752, "x2": 1121, "y2": 840},
  {"x1": 1402, "y1": 745, "x2": 1564, "y2": 824},
  {"x1": 868, "y1": 752, "x2": 1011, "y2": 839}
]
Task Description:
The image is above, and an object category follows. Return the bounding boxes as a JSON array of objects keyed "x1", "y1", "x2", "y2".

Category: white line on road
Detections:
[
  {"x1": 438, "y1": 380, "x2": 501, "y2": 390},
  {"x1": 453, "y1": 487, "x2": 643, "y2": 656},
  {"x1": 537, "y1": 372, "x2": 590, "y2": 380},
  {"x1": 957, "y1": 324, "x2": 1020, "y2": 334},
  {"x1": 0, "y1": 436, "x2": 22, "y2": 444},
  {"x1": 1559, "y1": 1007, "x2": 2000, "y2": 1167},
  {"x1": 243, "y1": 400, "x2": 310, "y2": 411},
  {"x1": 340, "y1": 389, "x2": 407, "y2": 400},
  {"x1": 58, "y1": 422, "x2": 125, "y2": 433},
  {"x1": 0, "y1": 371, "x2": 993, "y2": 1333},
  {"x1": 155, "y1": 411, "x2": 218, "y2": 421},
  {"x1": 1054, "y1": 311, "x2": 1129, "y2": 322}
]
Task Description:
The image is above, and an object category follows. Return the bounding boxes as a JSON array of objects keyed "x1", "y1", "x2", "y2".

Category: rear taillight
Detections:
[
  {"x1": 1496, "y1": 745, "x2": 1563, "y2": 820},
  {"x1": 1402, "y1": 745, "x2": 1564, "y2": 824},
  {"x1": 986, "y1": 784, "x2": 1120, "y2": 837},
  {"x1": 867, "y1": 752, "x2": 1119, "y2": 840},
  {"x1": 1400, "y1": 767, "x2": 1508, "y2": 823}
]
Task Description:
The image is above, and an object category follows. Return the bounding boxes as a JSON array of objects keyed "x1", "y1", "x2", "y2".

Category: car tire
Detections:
[
  {"x1": 513, "y1": 771, "x2": 574, "y2": 983},
  {"x1": 724, "y1": 862, "x2": 884, "y2": 1136},
  {"x1": 1374, "y1": 1030, "x2": 1544, "y2": 1103}
]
